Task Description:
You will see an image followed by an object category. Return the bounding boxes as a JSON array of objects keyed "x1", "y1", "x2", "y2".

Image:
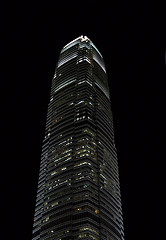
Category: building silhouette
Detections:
[{"x1": 32, "y1": 36, "x2": 124, "y2": 240}]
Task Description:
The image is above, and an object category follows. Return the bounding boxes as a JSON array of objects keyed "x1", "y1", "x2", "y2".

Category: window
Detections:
[
  {"x1": 95, "y1": 209, "x2": 99, "y2": 214},
  {"x1": 51, "y1": 202, "x2": 58, "y2": 207},
  {"x1": 58, "y1": 51, "x2": 78, "y2": 68},
  {"x1": 77, "y1": 56, "x2": 91, "y2": 64},
  {"x1": 76, "y1": 207, "x2": 82, "y2": 211},
  {"x1": 82, "y1": 128, "x2": 96, "y2": 137},
  {"x1": 74, "y1": 162, "x2": 91, "y2": 168},
  {"x1": 43, "y1": 217, "x2": 49, "y2": 223},
  {"x1": 77, "y1": 80, "x2": 92, "y2": 86},
  {"x1": 76, "y1": 100, "x2": 85, "y2": 105},
  {"x1": 80, "y1": 227, "x2": 99, "y2": 235},
  {"x1": 75, "y1": 116, "x2": 86, "y2": 121},
  {"x1": 51, "y1": 171, "x2": 57, "y2": 176},
  {"x1": 50, "y1": 166, "x2": 67, "y2": 176}
]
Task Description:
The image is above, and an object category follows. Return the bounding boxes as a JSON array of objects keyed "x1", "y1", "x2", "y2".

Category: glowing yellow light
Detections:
[
  {"x1": 95, "y1": 209, "x2": 99, "y2": 214},
  {"x1": 76, "y1": 208, "x2": 82, "y2": 211}
]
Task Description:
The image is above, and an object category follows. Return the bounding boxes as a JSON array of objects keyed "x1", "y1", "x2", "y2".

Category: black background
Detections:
[{"x1": 2, "y1": 1, "x2": 166, "y2": 240}]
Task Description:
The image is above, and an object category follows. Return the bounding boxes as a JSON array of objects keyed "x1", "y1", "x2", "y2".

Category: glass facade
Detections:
[{"x1": 32, "y1": 36, "x2": 124, "y2": 240}]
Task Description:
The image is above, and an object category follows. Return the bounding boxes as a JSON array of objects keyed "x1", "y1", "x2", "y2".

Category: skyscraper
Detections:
[{"x1": 32, "y1": 36, "x2": 124, "y2": 240}]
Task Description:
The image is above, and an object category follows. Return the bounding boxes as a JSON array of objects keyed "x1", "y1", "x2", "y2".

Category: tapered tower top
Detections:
[
  {"x1": 63, "y1": 36, "x2": 91, "y2": 48},
  {"x1": 61, "y1": 35, "x2": 103, "y2": 58}
]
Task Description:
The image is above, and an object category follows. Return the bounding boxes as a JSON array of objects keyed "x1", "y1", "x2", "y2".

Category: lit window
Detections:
[
  {"x1": 75, "y1": 116, "x2": 86, "y2": 121},
  {"x1": 77, "y1": 80, "x2": 92, "y2": 86},
  {"x1": 89, "y1": 234, "x2": 99, "y2": 240},
  {"x1": 100, "y1": 174, "x2": 107, "y2": 180},
  {"x1": 76, "y1": 100, "x2": 84, "y2": 104},
  {"x1": 80, "y1": 227, "x2": 99, "y2": 235},
  {"x1": 43, "y1": 217, "x2": 49, "y2": 223},
  {"x1": 95, "y1": 209, "x2": 99, "y2": 214},
  {"x1": 76, "y1": 207, "x2": 82, "y2": 211},
  {"x1": 51, "y1": 202, "x2": 58, "y2": 207},
  {"x1": 61, "y1": 167, "x2": 67, "y2": 171},
  {"x1": 77, "y1": 56, "x2": 91, "y2": 64},
  {"x1": 58, "y1": 52, "x2": 78, "y2": 68},
  {"x1": 78, "y1": 59, "x2": 83, "y2": 63},
  {"x1": 54, "y1": 79, "x2": 76, "y2": 93},
  {"x1": 78, "y1": 233, "x2": 87, "y2": 238},
  {"x1": 82, "y1": 128, "x2": 96, "y2": 137},
  {"x1": 74, "y1": 162, "x2": 91, "y2": 168},
  {"x1": 51, "y1": 171, "x2": 57, "y2": 176},
  {"x1": 69, "y1": 102, "x2": 74, "y2": 106},
  {"x1": 80, "y1": 153, "x2": 90, "y2": 157}
]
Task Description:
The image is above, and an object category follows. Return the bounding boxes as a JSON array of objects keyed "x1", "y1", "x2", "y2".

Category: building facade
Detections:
[{"x1": 32, "y1": 36, "x2": 124, "y2": 240}]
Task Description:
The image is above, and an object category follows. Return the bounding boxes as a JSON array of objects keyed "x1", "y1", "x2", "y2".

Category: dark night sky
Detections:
[{"x1": 2, "y1": 1, "x2": 166, "y2": 240}]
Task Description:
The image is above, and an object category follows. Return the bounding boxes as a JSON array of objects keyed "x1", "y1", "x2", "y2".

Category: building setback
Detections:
[{"x1": 32, "y1": 36, "x2": 125, "y2": 240}]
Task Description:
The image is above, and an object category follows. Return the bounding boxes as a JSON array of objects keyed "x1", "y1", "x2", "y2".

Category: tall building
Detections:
[{"x1": 32, "y1": 36, "x2": 124, "y2": 240}]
